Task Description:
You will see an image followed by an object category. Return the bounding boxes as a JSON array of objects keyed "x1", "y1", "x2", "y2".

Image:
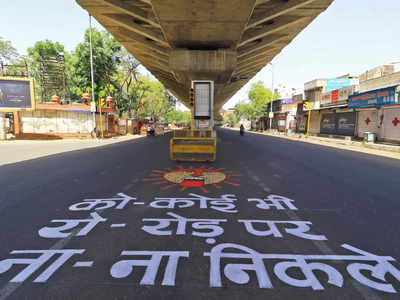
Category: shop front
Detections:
[
  {"x1": 349, "y1": 85, "x2": 400, "y2": 142},
  {"x1": 320, "y1": 110, "x2": 356, "y2": 136}
]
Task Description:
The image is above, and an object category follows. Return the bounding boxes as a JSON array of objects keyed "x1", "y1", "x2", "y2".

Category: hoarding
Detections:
[
  {"x1": 348, "y1": 86, "x2": 397, "y2": 109},
  {"x1": 194, "y1": 81, "x2": 211, "y2": 120},
  {"x1": 0, "y1": 77, "x2": 35, "y2": 111},
  {"x1": 325, "y1": 78, "x2": 350, "y2": 92}
]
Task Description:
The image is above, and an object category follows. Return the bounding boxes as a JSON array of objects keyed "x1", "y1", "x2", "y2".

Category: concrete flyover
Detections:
[{"x1": 76, "y1": 0, "x2": 334, "y2": 111}]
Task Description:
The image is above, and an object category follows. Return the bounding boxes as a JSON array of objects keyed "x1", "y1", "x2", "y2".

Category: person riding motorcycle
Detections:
[{"x1": 240, "y1": 124, "x2": 245, "y2": 136}]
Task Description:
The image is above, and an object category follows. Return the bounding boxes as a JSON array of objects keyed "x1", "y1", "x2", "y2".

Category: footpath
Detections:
[
  {"x1": 230, "y1": 128, "x2": 400, "y2": 160},
  {"x1": 0, "y1": 135, "x2": 146, "y2": 166}
]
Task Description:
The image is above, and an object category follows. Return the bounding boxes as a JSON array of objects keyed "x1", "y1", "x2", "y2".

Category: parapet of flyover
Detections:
[{"x1": 77, "y1": 0, "x2": 334, "y2": 110}]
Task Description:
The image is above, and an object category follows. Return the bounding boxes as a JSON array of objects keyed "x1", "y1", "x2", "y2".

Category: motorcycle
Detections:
[{"x1": 240, "y1": 126, "x2": 244, "y2": 136}]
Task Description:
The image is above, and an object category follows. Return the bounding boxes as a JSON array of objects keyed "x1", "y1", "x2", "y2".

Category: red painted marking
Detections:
[
  {"x1": 393, "y1": 117, "x2": 399, "y2": 127},
  {"x1": 365, "y1": 118, "x2": 371, "y2": 125}
]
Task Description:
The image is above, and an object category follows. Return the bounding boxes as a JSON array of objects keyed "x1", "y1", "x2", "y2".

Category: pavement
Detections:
[
  {"x1": 0, "y1": 128, "x2": 399, "y2": 299},
  {"x1": 0, "y1": 135, "x2": 145, "y2": 166}
]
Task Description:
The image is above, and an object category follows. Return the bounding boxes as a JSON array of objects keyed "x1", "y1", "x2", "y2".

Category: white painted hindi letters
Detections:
[
  {"x1": 204, "y1": 243, "x2": 272, "y2": 288},
  {"x1": 110, "y1": 251, "x2": 189, "y2": 286},
  {"x1": 0, "y1": 250, "x2": 84, "y2": 282},
  {"x1": 238, "y1": 220, "x2": 327, "y2": 240},
  {"x1": 38, "y1": 212, "x2": 106, "y2": 238},
  {"x1": 344, "y1": 244, "x2": 400, "y2": 293},
  {"x1": 248, "y1": 195, "x2": 298, "y2": 210},
  {"x1": 273, "y1": 258, "x2": 343, "y2": 290},
  {"x1": 150, "y1": 194, "x2": 238, "y2": 213},
  {"x1": 204, "y1": 243, "x2": 400, "y2": 292},
  {"x1": 142, "y1": 213, "x2": 227, "y2": 238},
  {"x1": 69, "y1": 193, "x2": 136, "y2": 211}
]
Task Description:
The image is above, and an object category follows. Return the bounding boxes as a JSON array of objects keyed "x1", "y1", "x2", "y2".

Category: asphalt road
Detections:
[{"x1": 0, "y1": 128, "x2": 399, "y2": 300}]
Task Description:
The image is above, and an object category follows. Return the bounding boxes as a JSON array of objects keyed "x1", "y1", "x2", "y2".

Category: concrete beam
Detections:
[
  {"x1": 107, "y1": 27, "x2": 168, "y2": 56},
  {"x1": 102, "y1": 0, "x2": 161, "y2": 28},
  {"x1": 240, "y1": 16, "x2": 306, "y2": 47},
  {"x1": 247, "y1": 0, "x2": 317, "y2": 29},
  {"x1": 103, "y1": 14, "x2": 169, "y2": 47},
  {"x1": 237, "y1": 53, "x2": 275, "y2": 69},
  {"x1": 237, "y1": 45, "x2": 280, "y2": 62},
  {"x1": 238, "y1": 34, "x2": 287, "y2": 57}
]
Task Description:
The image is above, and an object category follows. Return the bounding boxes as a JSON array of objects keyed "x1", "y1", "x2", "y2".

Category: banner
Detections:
[
  {"x1": 348, "y1": 86, "x2": 397, "y2": 108},
  {"x1": 0, "y1": 77, "x2": 35, "y2": 111}
]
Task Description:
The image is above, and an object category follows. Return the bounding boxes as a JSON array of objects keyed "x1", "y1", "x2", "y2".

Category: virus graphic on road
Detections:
[{"x1": 143, "y1": 166, "x2": 242, "y2": 193}]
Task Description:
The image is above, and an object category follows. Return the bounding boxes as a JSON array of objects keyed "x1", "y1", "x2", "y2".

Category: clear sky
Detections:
[{"x1": 1, "y1": 0, "x2": 400, "y2": 109}]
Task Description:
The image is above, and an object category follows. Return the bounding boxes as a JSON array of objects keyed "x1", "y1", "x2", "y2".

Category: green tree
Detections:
[
  {"x1": 114, "y1": 50, "x2": 143, "y2": 117},
  {"x1": 140, "y1": 77, "x2": 173, "y2": 122},
  {"x1": 247, "y1": 81, "x2": 273, "y2": 119},
  {"x1": 0, "y1": 36, "x2": 18, "y2": 63},
  {"x1": 69, "y1": 28, "x2": 122, "y2": 102}
]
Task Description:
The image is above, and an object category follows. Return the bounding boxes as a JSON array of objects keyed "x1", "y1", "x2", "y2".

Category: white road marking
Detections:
[
  {"x1": 0, "y1": 229, "x2": 78, "y2": 300},
  {"x1": 110, "y1": 224, "x2": 126, "y2": 228},
  {"x1": 73, "y1": 261, "x2": 93, "y2": 268}
]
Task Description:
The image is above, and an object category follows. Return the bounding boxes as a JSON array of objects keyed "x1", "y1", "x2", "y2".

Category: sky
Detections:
[{"x1": 1, "y1": 0, "x2": 400, "y2": 110}]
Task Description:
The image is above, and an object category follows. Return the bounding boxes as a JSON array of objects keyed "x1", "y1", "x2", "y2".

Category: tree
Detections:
[
  {"x1": 114, "y1": 50, "x2": 143, "y2": 117},
  {"x1": 69, "y1": 28, "x2": 122, "y2": 102},
  {"x1": 0, "y1": 36, "x2": 18, "y2": 63},
  {"x1": 247, "y1": 81, "x2": 273, "y2": 119}
]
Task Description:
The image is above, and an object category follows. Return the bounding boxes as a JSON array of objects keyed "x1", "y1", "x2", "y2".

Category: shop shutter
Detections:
[
  {"x1": 357, "y1": 110, "x2": 378, "y2": 138},
  {"x1": 382, "y1": 107, "x2": 400, "y2": 142}
]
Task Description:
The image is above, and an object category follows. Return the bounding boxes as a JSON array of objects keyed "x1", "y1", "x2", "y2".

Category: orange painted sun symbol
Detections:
[{"x1": 143, "y1": 166, "x2": 242, "y2": 193}]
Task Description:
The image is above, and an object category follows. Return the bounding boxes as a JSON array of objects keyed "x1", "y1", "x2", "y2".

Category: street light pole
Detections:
[
  {"x1": 89, "y1": 14, "x2": 96, "y2": 138},
  {"x1": 268, "y1": 62, "x2": 274, "y2": 131}
]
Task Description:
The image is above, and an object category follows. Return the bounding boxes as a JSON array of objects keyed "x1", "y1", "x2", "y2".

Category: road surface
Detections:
[{"x1": 0, "y1": 128, "x2": 399, "y2": 299}]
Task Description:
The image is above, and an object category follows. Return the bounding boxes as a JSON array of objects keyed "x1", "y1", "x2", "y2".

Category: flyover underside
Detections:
[{"x1": 77, "y1": 0, "x2": 334, "y2": 110}]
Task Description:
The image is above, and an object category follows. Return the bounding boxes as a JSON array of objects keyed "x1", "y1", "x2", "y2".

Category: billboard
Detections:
[
  {"x1": 325, "y1": 78, "x2": 351, "y2": 92},
  {"x1": 0, "y1": 77, "x2": 35, "y2": 111},
  {"x1": 348, "y1": 86, "x2": 397, "y2": 109}
]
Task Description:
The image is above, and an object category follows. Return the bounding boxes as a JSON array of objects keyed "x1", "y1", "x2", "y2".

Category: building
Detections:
[{"x1": 303, "y1": 75, "x2": 359, "y2": 135}]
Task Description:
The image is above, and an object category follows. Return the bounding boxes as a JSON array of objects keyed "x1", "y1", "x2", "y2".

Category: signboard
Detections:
[
  {"x1": 198, "y1": 119, "x2": 210, "y2": 129},
  {"x1": 268, "y1": 112, "x2": 274, "y2": 119},
  {"x1": 194, "y1": 82, "x2": 211, "y2": 120},
  {"x1": 321, "y1": 92, "x2": 332, "y2": 106},
  {"x1": 303, "y1": 101, "x2": 320, "y2": 111},
  {"x1": 348, "y1": 86, "x2": 397, "y2": 109},
  {"x1": 0, "y1": 77, "x2": 35, "y2": 111},
  {"x1": 280, "y1": 98, "x2": 293, "y2": 105},
  {"x1": 331, "y1": 89, "x2": 339, "y2": 102},
  {"x1": 90, "y1": 101, "x2": 96, "y2": 113},
  {"x1": 325, "y1": 78, "x2": 351, "y2": 92}
]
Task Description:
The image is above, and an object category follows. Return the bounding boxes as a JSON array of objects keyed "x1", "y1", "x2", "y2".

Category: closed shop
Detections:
[
  {"x1": 356, "y1": 109, "x2": 379, "y2": 138},
  {"x1": 321, "y1": 111, "x2": 356, "y2": 136},
  {"x1": 309, "y1": 111, "x2": 321, "y2": 134},
  {"x1": 382, "y1": 106, "x2": 400, "y2": 142},
  {"x1": 320, "y1": 113, "x2": 336, "y2": 134},
  {"x1": 336, "y1": 112, "x2": 356, "y2": 136}
]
